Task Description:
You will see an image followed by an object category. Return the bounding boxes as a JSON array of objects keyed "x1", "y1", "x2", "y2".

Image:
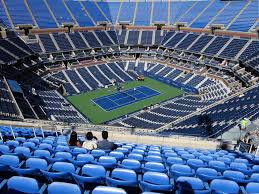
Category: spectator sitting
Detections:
[
  {"x1": 68, "y1": 131, "x2": 81, "y2": 147},
  {"x1": 97, "y1": 131, "x2": 117, "y2": 151},
  {"x1": 82, "y1": 132, "x2": 97, "y2": 150}
]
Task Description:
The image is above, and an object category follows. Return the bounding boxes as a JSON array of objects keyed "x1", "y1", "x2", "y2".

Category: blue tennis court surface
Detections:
[{"x1": 93, "y1": 86, "x2": 160, "y2": 111}]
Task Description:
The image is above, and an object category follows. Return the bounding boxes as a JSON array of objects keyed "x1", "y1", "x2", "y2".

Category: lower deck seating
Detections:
[{"x1": 0, "y1": 127, "x2": 258, "y2": 194}]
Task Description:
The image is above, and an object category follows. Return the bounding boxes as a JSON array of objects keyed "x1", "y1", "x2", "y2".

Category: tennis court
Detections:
[{"x1": 93, "y1": 86, "x2": 160, "y2": 111}]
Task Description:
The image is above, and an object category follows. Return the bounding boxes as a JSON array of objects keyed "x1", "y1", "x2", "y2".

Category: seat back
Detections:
[
  {"x1": 48, "y1": 182, "x2": 81, "y2": 194},
  {"x1": 26, "y1": 158, "x2": 48, "y2": 170},
  {"x1": 52, "y1": 162, "x2": 75, "y2": 173},
  {"x1": 210, "y1": 179, "x2": 239, "y2": 193},
  {"x1": 0, "y1": 155, "x2": 19, "y2": 167},
  {"x1": 111, "y1": 168, "x2": 137, "y2": 181},
  {"x1": 143, "y1": 172, "x2": 169, "y2": 185},
  {"x1": 81, "y1": 164, "x2": 106, "y2": 177},
  {"x1": 7, "y1": 176, "x2": 40, "y2": 193}
]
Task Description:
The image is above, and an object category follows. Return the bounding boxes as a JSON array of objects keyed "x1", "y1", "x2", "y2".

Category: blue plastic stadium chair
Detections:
[
  {"x1": 72, "y1": 164, "x2": 106, "y2": 188},
  {"x1": 142, "y1": 162, "x2": 167, "y2": 173},
  {"x1": 234, "y1": 158, "x2": 249, "y2": 165},
  {"x1": 42, "y1": 139, "x2": 54, "y2": 145},
  {"x1": 196, "y1": 167, "x2": 222, "y2": 182},
  {"x1": 163, "y1": 152, "x2": 178, "y2": 159},
  {"x1": 109, "y1": 151, "x2": 125, "y2": 161},
  {"x1": 208, "y1": 161, "x2": 228, "y2": 173},
  {"x1": 230, "y1": 162, "x2": 252, "y2": 175},
  {"x1": 0, "y1": 145, "x2": 11, "y2": 154},
  {"x1": 132, "y1": 149, "x2": 145, "y2": 155},
  {"x1": 139, "y1": 172, "x2": 173, "y2": 192},
  {"x1": 176, "y1": 176, "x2": 210, "y2": 194},
  {"x1": 69, "y1": 153, "x2": 94, "y2": 167},
  {"x1": 72, "y1": 147, "x2": 88, "y2": 155},
  {"x1": 187, "y1": 159, "x2": 206, "y2": 170},
  {"x1": 128, "y1": 153, "x2": 144, "y2": 162},
  {"x1": 223, "y1": 170, "x2": 249, "y2": 184},
  {"x1": 46, "y1": 151, "x2": 72, "y2": 163},
  {"x1": 250, "y1": 173, "x2": 259, "y2": 182},
  {"x1": 216, "y1": 157, "x2": 232, "y2": 165},
  {"x1": 7, "y1": 176, "x2": 47, "y2": 194},
  {"x1": 116, "y1": 147, "x2": 130, "y2": 155},
  {"x1": 93, "y1": 156, "x2": 117, "y2": 169},
  {"x1": 55, "y1": 145, "x2": 70, "y2": 152},
  {"x1": 48, "y1": 182, "x2": 82, "y2": 194},
  {"x1": 170, "y1": 164, "x2": 194, "y2": 180},
  {"x1": 15, "y1": 137, "x2": 26, "y2": 143},
  {"x1": 91, "y1": 149, "x2": 106, "y2": 158},
  {"x1": 23, "y1": 142, "x2": 36, "y2": 150},
  {"x1": 106, "y1": 168, "x2": 138, "y2": 188},
  {"x1": 253, "y1": 165, "x2": 259, "y2": 173},
  {"x1": 145, "y1": 155, "x2": 163, "y2": 163},
  {"x1": 118, "y1": 159, "x2": 141, "y2": 173},
  {"x1": 10, "y1": 158, "x2": 49, "y2": 176},
  {"x1": 147, "y1": 151, "x2": 161, "y2": 156},
  {"x1": 199, "y1": 155, "x2": 214, "y2": 164},
  {"x1": 41, "y1": 162, "x2": 76, "y2": 182},
  {"x1": 13, "y1": 146, "x2": 32, "y2": 158},
  {"x1": 246, "y1": 182, "x2": 259, "y2": 194},
  {"x1": 28, "y1": 138, "x2": 40, "y2": 145},
  {"x1": 38, "y1": 143, "x2": 53, "y2": 151},
  {"x1": 181, "y1": 154, "x2": 195, "y2": 161},
  {"x1": 33, "y1": 149, "x2": 51, "y2": 158},
  {"x1": 92, "y1": 186, "x2": 127, "y2": 194},
  {"x1": 210, "y1": 179, "x2": 240, "y2": 194},
  {"x1": 6, "y1": 140, "x2": 19, "y2": 148},
  {"x1": 0, "y1": 155, "x2": 19, "y2": 171},
  {"x1": 166, "y1": 157, "x2": 184, "y2": 166}
]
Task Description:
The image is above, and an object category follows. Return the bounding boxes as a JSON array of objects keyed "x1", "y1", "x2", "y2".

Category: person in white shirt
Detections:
[{"x1": 82, "y1": 132, "x2": 97, "y2": 150}]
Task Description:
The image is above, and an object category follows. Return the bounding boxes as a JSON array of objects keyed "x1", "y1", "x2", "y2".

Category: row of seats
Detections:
[
  {"x1": 0, "y1": 133, "x2": 259, "y2": 193},
  {"x1": 0, "y1": 0, "x2": 256, "y2": 31}
]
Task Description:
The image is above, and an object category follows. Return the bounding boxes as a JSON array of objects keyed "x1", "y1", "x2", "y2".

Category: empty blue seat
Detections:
[
  {"x1": 48, "y1": 182, "x2": 82, "y2": 194},
  {"x1": 118, "y1": 159, "x2": 141, "y2": 172},
  {"x1": 92, "y1": 186, "x2": 127, "y2": 194},
  {"x1": 166, "y1": 157, "x2": 184, "y2": 166},
  {"x1": 210, "y1": 179, "x2": 240, "y2": 194},
  {"x1": 208, "y1": 161, "x2": 228, "y2": 173},
  {"x1": 6, "y1": 140, "x2": 19, "y2": 148},
  {"x1": 143, "y1": 162, "x2": 167, "y2": 173},
  {"x1": 23, "y1": 142, "x2": 36, "y2": 149},
  {"x1": 15, "y1": 137, "x2": 26, "y2": 143},
  {"x1": 38, "y1": 143, "x2": 53, "y2": 151},
  {"x1": 170, "y1": 164, "x2": 194, "y2": 180},
  {"x1": 0, "y1": 145, "x2": 11, "y2": 154},
  {"x1": 140, "y1": 172, "x2": 173, "y2": 192},
  {"x1": 199, "y1": 155, "x2": 213, "y2": 163},
  {"x1": 10, "y1": 158, "x2": 48, "y2": 176},
  {"x1": 13, "y1": 146, "x2": 31, "y2": 157},
  {"x1": 246, "y1": 182, "x2": 259, "y2": 194},
  {"x1": 69, "y1": 154, "x2": 94, "y2": 167},
  {"x1": 72, "y1": 164, "x2": 106, "y2": 187},
  {"x1": 196, "y1": 167, "x2": 222, "y2": 182},
  {"x1": 0, "y1": 155, "x2": 19, "y2": 170},
  {"x1": 33, "y1": 150, "x2": 51, "y2": 158},
  {"x1": 41, "y1": 162, "x2": 75, "y2": 182},
  {"x1": 47, "y1": 152, "x2": 72, "y2": 163},
  {"x1": 109, "y1": 151, "x2": 125, "y2": 161},
  {"x1": 106, "y1": 168, "x2": 138, "y2": 188},
  {"x1": 176, "y1": 176, "x2": 209, "y2": 194},
  {"x1": 145, "y1": 155, "x2": 163, "y2": 163},
  {"x1": 94, "y1": 156, "x2": 117, "y2": 169},
  {"x1": 6, "y1": 176, "x2": 46, "y2": 194},
  {"x1": 230, "y1": 162, "x2": 252, "y2": 175},
  {"x1": 91, "y1": 150, "x2": 106, "y2": 158},
  {"x1": 55, "y1": 145, "x2": 70, "y2": 152},
  {"x1": 223, "y1": 170, "x2": 248, "y2": 184},
  {"x1": 250, "y1": 173, "x2": 259, "y2": 182},
  {"x1": 128, "y1": 153, "x2": 144, "y2": 161},
  {"x1": 187, "y1": 159, "x2": 206, "y2": 170},
  {"x1": 72, "y1": 147, "x2": 88, "y2": 155}
]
